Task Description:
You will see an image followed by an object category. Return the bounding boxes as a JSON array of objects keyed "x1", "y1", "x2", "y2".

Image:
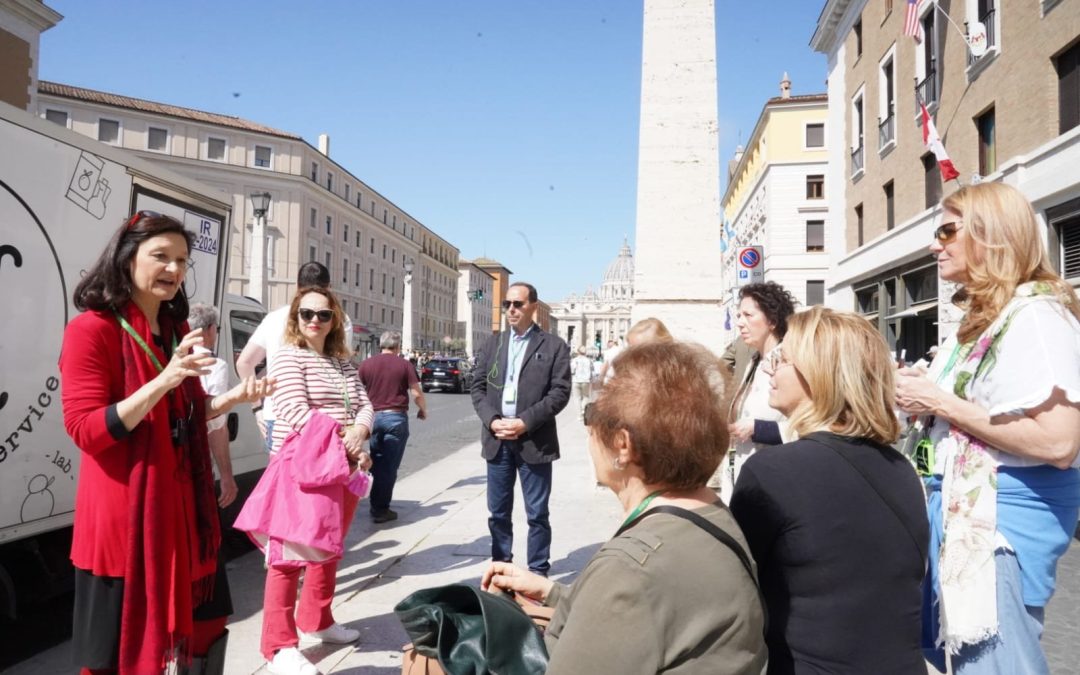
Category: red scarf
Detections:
[{"x1": 116, "y1": 303, "x2": 220, "y2": 672}]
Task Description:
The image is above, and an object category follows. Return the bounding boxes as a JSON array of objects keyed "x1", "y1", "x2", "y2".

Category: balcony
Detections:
[
  {"x1": 967, "y1": 9, "x2": 997, "y2": 67},
  {"x1": 878, "y1": 113, "x2": 896, "y2": 151},
  {"x1": 851, "y1": 144, "x2": 865, "y2": 177},
  {"x1": 915, "y1": 69, "x2": 938, "y2": 108}
]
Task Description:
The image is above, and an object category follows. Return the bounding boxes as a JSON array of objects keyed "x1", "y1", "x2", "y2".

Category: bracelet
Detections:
[{"x1": 252, "y1": 406, "x2": 263, "y2": 414}]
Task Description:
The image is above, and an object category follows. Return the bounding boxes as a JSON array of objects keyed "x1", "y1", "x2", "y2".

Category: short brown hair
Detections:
[
  {"x1": 283, "y1": 287, "x2": 350, "y2": 358},
  {"x1": 588, "y1": 342, "x2": 730, "y2": 490}
]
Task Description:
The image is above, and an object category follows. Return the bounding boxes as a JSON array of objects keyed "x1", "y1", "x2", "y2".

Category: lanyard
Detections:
[
  {"x1": 507, "y1": 331, "x2": 531, "y2": 383},
  {"x1": 935, "y1": 340, "x2": 971, "y2": 385},
  {"x1": 114, "y1": 311, "x2": 177, "y2": 373},
  {"x1": 621, "y1": 490, "x2": 665, "y2": 529},
  {"x1": 316, "y1": 353, "x2": 352, "y2": 418}
]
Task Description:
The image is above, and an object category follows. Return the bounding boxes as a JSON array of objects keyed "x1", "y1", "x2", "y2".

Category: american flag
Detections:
[{"x1": 903, "y1": 0, "x2": 924, "y2": 41}]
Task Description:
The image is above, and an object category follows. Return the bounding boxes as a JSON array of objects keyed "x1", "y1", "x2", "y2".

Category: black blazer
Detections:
[
  {"x1": 730, "y1": 432, "x2": 929, "y2": 675},
  {"x1": 470, "y1": 327, "x2": 571, "y2": 463}
]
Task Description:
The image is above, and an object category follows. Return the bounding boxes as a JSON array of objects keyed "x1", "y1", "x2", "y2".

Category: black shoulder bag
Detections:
[{"x1": 617, "y1": 504, "x2": 769, "y2": 635}]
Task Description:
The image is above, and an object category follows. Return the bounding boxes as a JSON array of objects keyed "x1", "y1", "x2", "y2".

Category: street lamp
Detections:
[
  {"x1": 249, "y1": 191, "x2": 271, "y2": 306},
  {"x1": 402, "y1": 257, "x2": 414, "y2": 353}
]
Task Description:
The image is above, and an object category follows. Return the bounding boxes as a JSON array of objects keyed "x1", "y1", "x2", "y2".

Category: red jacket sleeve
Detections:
[{"x1": 59, "y1": 313, "x2": 128, "y2": 456}]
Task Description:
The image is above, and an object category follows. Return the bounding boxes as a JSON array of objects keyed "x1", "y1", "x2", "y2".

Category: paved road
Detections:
[{"x1": 397, "y1": 390, "x2": 479, "y2": 480}]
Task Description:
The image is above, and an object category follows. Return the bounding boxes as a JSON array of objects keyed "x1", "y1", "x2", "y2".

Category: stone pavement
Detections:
[{"x1": 10, "y1": 408, "x2": 621, "y2": 674}]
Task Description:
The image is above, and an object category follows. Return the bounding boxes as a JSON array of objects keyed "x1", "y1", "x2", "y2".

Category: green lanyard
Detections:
[
  {"x1": 114, "y1": 311, "x2": 177, "y2": 373},
  {"x1": 935, "y1": 340, "x2": 972, "y2": 385},
  {"x1": 621, "y1": 490, "x2": 665, "y2": 529}
]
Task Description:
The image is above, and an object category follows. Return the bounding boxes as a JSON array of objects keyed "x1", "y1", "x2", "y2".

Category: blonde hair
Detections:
[
  {"x1": 283, "y1": 287, "x2": 351, "y2": 358},
  {"x1": 626, "y1": 318, "x2": 674, "y2": 347},
  {"x1": 943, "y1": 182, "x2": 1080, "y2": 343},
  {"x1": 783, "y1": 307, "x2": 900, "y2": 444}
]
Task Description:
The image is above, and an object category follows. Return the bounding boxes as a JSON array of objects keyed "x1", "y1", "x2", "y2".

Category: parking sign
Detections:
[{"x1": 735, "y1": 246, "x2": 764, "y2": 287}]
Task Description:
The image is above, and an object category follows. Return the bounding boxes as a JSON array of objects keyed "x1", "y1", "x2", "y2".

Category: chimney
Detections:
[
  {"x1": 780, "y1": 72, "x2": 792, "y2": 99},
  {"x1": 318, "y1": 133, "x2": 330, "y2": 157}
]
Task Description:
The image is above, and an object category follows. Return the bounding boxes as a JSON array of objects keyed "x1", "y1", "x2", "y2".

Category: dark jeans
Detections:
[
  {"x1": 487, "y1": 443, "x2": 553, "y2": 575},
  {"x1": 369, "y1": 411, "x2": 410, "y2": 513}
]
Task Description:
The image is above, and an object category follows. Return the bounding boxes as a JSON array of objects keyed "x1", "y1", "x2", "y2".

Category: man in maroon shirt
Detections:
[{"x1": 359, "y1": 331, "x2": 427, "y2": 522}]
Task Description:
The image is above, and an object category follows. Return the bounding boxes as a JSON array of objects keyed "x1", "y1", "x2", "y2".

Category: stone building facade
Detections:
[{"x1": 551, "y1": 241, "x2": 634, "y2": 353}]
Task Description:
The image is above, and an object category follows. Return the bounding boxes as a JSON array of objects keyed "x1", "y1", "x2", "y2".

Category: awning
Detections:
[
  {"x1": 352, "y1": 325, "x2": 372, "y2": 334},
  {"x1": 885, "y1": 301, "x2": 938, "y2": 320}
]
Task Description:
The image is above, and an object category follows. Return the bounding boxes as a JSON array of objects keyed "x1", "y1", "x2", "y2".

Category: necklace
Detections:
[
  {"x1": 314, "y1": 351, "x2": 352, "y2": 420},
  {"x1": 621, "y1": 490, "x2": 665, "y2": 528}
]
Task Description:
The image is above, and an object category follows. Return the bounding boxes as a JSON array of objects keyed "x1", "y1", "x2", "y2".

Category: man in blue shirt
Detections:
[{"x1": 471, "y1": 282, "x2": 571, "y2": 576}]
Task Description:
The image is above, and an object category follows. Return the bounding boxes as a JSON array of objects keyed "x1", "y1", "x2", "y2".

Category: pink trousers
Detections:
[{"x1": 260, "y1": 492, "x2": 360, "y2": 660}]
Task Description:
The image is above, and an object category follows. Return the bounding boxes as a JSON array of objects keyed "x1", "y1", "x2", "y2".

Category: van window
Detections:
[{"x1": 230, "y1": 309, "x2": 266, "y2": 374}]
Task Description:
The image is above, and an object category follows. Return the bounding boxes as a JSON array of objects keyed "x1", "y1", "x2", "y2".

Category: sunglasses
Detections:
[
  {"x1": 501, "y1": 300, "x2": 528, "y2": 310},
  {"x1": 298, "y1": 308, "x2": 334, "y2": 323},
  {"x1": 125, "y1": 210, "x2": 162, "y2": 229},
  {"x1": 934, "y1": 221, "x2": 963, "y2": 244}
]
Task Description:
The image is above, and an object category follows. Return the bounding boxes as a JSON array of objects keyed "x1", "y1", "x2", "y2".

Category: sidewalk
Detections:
[{"x1": 10, "y1": 407, "x2": 619, "y2": 675}]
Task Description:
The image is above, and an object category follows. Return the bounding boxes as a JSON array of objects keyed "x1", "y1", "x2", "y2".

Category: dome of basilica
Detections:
[{"x1": 603, "y1": 240, "x2": 634, "y2": 284}]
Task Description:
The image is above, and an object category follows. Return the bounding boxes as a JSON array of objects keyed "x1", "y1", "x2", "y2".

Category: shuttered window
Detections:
[{"x1": 1062, "y1": 221, "x2": 1080, "y2": 282}]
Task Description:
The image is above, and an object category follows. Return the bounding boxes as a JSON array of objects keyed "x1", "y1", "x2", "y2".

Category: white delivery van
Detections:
[{"x1": 0, "y1": 100, "x2": 267, "y2": 619}]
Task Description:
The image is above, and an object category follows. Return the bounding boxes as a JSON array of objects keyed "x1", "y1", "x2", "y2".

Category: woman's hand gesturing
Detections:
[{"x1": 160, "y1": 329, "x2": 215, "y2": 390}]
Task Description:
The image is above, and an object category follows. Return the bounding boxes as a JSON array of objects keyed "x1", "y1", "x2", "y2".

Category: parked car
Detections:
[{"x1": 421, "y1": 358, "x2": 474, "y2": 393}]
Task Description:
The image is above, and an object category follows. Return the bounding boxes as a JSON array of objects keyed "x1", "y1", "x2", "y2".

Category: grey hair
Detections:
[
  {"x1": 188, "y1": 303, "x2": 218, "y2": 331},
  {"x1": 380, "y1": 331, "x2": 402, "y2": 350}
]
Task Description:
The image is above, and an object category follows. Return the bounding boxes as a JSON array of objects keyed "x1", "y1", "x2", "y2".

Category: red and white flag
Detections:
[
  {"x1": 921, "y1": 102, "x2": 959, "y2": 182},
  {"x1": 904, "y1": 0, "x2": 924, "y2": 42}
]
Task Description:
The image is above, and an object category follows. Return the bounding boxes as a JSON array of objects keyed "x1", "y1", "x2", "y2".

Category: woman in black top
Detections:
[{"x1": 731, "y1": 307, "x2": 929, "y2": 674}]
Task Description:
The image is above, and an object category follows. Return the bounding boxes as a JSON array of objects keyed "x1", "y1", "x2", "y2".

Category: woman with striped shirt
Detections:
[{"x1": 260, "y1": 287, "x2": 374, "y2": 675}]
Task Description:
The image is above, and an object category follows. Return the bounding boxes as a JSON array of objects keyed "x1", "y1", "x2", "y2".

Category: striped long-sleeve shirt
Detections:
[{"x1": 268, "y1": 345, "x2": 374, "y2": 454}]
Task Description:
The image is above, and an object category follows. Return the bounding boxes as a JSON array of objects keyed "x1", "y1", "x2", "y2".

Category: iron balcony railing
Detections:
[
  {"x1": 879, "y1": 113, "x2": 896, "y2": 150},
  {"x1": 915, "y1": 68, "x2": 938, "y2": 108},
  {"x1": 851, "y1": 144, "x2": 865, "y2": 176},
  {"x1": 967, "y1": 9, "x2": 997, "y2": 66}
]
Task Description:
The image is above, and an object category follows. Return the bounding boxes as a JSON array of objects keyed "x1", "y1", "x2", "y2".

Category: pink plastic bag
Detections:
[{"x1": 348, "y1": 469, "x2": 373, "y2": 498}]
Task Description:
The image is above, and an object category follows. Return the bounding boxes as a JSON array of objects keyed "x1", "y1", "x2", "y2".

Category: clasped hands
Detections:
[
  {"x1": 491, "y1": 417, "x2": 526, "y2": 441},
  {"x1": 340, "y1": 425, "x2": 372, "y2": 471}
]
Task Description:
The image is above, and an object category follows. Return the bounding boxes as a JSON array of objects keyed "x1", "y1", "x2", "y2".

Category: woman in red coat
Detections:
[{"x1": 60, "y1": 212, "x2": 273, "y2": 674}]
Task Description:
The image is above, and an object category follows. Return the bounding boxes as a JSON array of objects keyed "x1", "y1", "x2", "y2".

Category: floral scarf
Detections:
[{"x1": 936, "y1": 281, "x2": 1061, "y2": 653}]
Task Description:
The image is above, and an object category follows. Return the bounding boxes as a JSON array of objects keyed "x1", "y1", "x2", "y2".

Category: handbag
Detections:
[{"x1": 396, "y1": 583, "x2": 554, "y2": 675}]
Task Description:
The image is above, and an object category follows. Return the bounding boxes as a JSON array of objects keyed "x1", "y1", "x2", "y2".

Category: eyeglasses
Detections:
[
  {"x1": 125, "y1": 210, "x2": 162, "y2": 229},
  {"x1": 298, "y1": 308, "x2": 334, "y2": 323},
  {"x1": 763, "y1": 350, "x2": 795, "y2": 375},
  {"x1": 934, "y1": 221, "x2": 963, "y2": 244},
  {"x1": 501, "y1": 300, "x2": 529, "y2": 310}
]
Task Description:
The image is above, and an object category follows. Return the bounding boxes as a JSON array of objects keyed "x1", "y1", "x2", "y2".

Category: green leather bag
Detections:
[{"x1": 394, "y1": 584, "x2": 550, "y2": 675}]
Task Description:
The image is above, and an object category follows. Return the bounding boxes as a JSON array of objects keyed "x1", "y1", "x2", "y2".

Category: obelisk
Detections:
[{"x1": 631, "y1": 0, "x2": 724, "y2": 351}]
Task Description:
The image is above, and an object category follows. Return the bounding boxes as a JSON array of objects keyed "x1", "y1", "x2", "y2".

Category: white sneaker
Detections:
[
  {"x1": 267, "y1": 647, "x2": 320, "y2": 675},
  {"x1": 299, "y1": 622, "x2": 360, "y2": 645}
]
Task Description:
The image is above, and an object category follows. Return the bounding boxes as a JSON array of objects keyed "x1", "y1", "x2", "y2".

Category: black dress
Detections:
[{"x1": 730, "y1": 432, "x2": 929, "y2": 675}]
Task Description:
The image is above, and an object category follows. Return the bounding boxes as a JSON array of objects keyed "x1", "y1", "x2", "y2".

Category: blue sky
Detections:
[{"x1": 40, "y1": 0, "x2": 827, "y2": 303}]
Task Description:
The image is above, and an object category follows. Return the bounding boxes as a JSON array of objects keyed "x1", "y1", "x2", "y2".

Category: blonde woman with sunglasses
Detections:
[{"x1": 896, "y1": 182, "x2": 1080, "y2": 673}]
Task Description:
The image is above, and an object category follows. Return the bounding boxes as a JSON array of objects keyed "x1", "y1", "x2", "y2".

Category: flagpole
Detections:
[{"x1": 927, "y1": 0, "x2": 977, "y2": 55}]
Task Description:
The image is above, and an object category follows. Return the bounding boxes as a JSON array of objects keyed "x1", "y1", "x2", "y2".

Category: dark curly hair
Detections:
[
  {"x1": 73, "y1": 212, "x2": 195, "y2": 322},
  {"x1": 738, "y1": 281, "x2": 798, "y2": 338}
]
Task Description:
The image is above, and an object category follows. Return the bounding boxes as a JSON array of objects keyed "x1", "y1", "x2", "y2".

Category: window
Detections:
[
  {"x1": 856, "y1": 285, "x2": 879, "y2": 314},
  {"x1": 369, "y1": 269, "x2": 374, "y2": 291},
  {"x1": 1056, "y1": 40, "x2": 1080, "y2": 134},
  {"x1": 852, "y1": 92, "x2": 865, "y2": 176},
  {"x1": 392, "y1": 215, "x2": 397, "y2": 229},
  {"x1": 357, "y1": 193, "x2": 362, "y2": 209},
  {"x1": 381, "y1": 308, "x2": 386, "y2": 323},
  {"x1": 343, "y1": 258, "x2": 348, "y2": 284},
  {"x1": 806, "y1": 281, "x2": 825, "y2": 306},
  {"x1": 254, "y1": 145, "x2": 272, "y2": 168},
  {"x1": 311, "y1": 162, "x2": 319, "y2": 182},
  {"x1": 382, "y1": 244, "x2": 387, "y2": 260},
  {"x1": 391, "y1": 276, "x2": 396, "y2": 297},
  {"x1": 977, "y1": 107, "x2": 996, "y2": 175},
  {"x1": 369, "y1": 305, "x2": 374, "y2": 322},
  {"x1": 392, "y1": 249, "x2": 397, "y2": 263},
  {"x1": 45, "y1": 109, "x2": 67, "y2": 126},
  {"x1": 370, "y1": 201, "x2": 375, "y2": 216},
  {"x1": 325, "y1": 251, "x2": 332, "y2": 271},
  {"x1": 310, "y1": 207, "x2": 317, "y2": 228},
  {"x1": 327, "y1": 172, "x2": 333, "y2": 192},
  {"x1": 148, "y1": 127, "x2": 169, "y2": 152},
  {"x1": 326, "y1": 215, "x2": 333, "y2": 236},
  {"x1": 923, "y1": 153, "x2": 942, "y2": 208},
  {"x1": 806, "y1": 221, "x2": 825, "y2": 252},
  {"x1": 98, "y1": 119, "x2": 120, "y2": 144},
  {"x1": 355, "y1": 263, "x2": 361, "y2": 286},
  {"x1": 805, "y1": 123, "x2": 825, "y2": 148},
  {"x1": 345, "y1": 184, "x2": 351, "y2": 202},
  {"x1": 383, "y1": 209, "x2": 388, "y2": 224},
  {"x1": 356, "y1": 230, "x2": 361, "y2": 247},
  {"x1": 878, "y1": 54, "x2": 896, "y2": 150},
  {"x1": 903, "y1": 266, "x2": 937, "y2": 305},
  {"x1": 207, "y1": 137, "x2": 226, "y2": 161},
  {"x1": 343, "y1": 224, "x2": 349, "y2": 243},
  {"x1": 916, "y1": 7, "x2": 939, "y2": 106},
  {"x1": 370, "y1": 238, "x2": 375, "y2": 254},
  {"x1": 391, "y1": 310, "x2": 395, "y2": 324},
  {"x1": 309, "y1": 245, "x2": 316, "y2": 262},
  {"x1": 854, "y1": 19, "x2": 862, "y2": 58},
  {"x1": 382, "y1": 274, "x2": 387, "y2": 294},
  {"x1": 806, "y1": 175, "x2": 825, "y2": 199},
  {"x1": 884, "y1": 181, "x2": 895, "y2": 231}
]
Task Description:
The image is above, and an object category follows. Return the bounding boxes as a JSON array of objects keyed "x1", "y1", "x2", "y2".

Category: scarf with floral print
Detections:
[{"x1": 936, "y1": 281, "x2": 1062, "y2": 652}]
